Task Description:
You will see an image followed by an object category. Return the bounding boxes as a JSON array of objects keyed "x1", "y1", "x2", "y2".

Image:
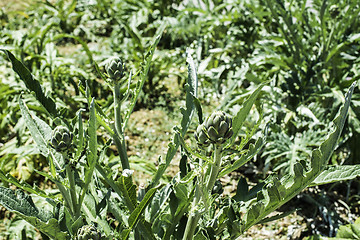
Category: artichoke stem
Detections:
[
  {"x1": 182, "y1": 210, "x2": 201, "y2": 240},
  {"x1": 114, "y1": 82, "x2": 123, "y2": 135},
  {"x1": 206, "y1": 145, "x2": 222, "y2": 192},
  {"x1": 182, "y1": 184, "x2": 202, "y2": 240},
  {"x1": 113, "y1": 82, "x2": 130, "y2": 170},
  {"x1": 64, "y1": 156, "x2": 78, "y2": 218},
  {"x1": 183, "y1": 145, "x2": 223, "y2": 240}
]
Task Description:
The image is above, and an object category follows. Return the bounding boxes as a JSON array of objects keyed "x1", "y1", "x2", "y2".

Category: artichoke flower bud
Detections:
[
  {"x1": 50, "y1": 126, "x2": 73, "y2": 153},
  {"x1": 75, "y1": 225, "x2": 101, "y2": 240},
  {"x1": 195, "y1": 111, "x2": 233, "y2": 146},
  {"x1": 194, "y1": 124, "x2": 210, "y2": 147},
  {"x1": 106, "y1": 57, "x2": 125, "y2": 81}
]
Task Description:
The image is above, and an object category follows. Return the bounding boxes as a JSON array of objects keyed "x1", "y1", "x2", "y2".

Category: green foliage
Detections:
[
  {"x1": 307, "y1": 217, "x2": 360, "y2": 239},
  {"x1": 3, "y1": 50, "x2": 57, "y2": 116},
  {"x1": 1, "y1": 0, "x2": 360, "y2": 239},
  {"x1": 0, "y1": 187, "x2": 68, "y2": 239},
  {"x1": 1, "y1": 45, "x2": 359, "y2": 240}
]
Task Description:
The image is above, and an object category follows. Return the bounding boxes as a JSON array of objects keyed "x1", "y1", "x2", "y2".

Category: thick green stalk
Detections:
[
  {"x1": 113, "y1": 82, "x2": 130, "y2": 170},
  {"x1": 114, "y1": 82, "x2": 123, "y2": 135},
  {"x1": 182, "y1": 184, "x2": 202, "y2": 240},
  {"x1": 182, "y1": 211, "x2": 201, "y2": 240},
  {"x1": 112, "y1": 129, "x2": 130, "y2": 170},
  {"x1": 206, "y1": 145, "x2": 222, "y2": 191},
  {"x1": 61, "y1": 150, "x2": 78, "y2": 218},
  {"x1": 65, "y1": 163, "x2": 78, "y2": 218},
  {"x1": 182, "y1": 145, "x2": 223, "y2": 240}
]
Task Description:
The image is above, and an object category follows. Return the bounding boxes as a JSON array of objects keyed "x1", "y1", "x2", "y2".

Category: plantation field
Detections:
[{"x1": 0, "y1": 0, "x2": 359, "y2": 239}]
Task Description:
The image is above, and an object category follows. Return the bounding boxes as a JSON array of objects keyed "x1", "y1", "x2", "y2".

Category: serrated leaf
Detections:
[
  {"x1": 310, "y1": 165, "x2": 360, "y2": 187},
  {"x1": 163, "y1": 182, "x2": 195, "y2": 239},
  {"x1": 122, "y1": 23, "x2": 166, "y2": 131},
  {"x1": 118, "y1": 175, "x2": 137, "y2": 211},
  {"x1": 180, "y1": 51, "x2": 198, "y2": 137},
  {"x1": 2, "y1": 50, "x2": 57, "y2": 116},
  {"x1": 19, "y1": 97, "x2": 51, "y2": 157},
  {"x1": 239, "y1": 82, "x2": 356, "y2": 235},
  {"x1": 149, "y1": 51, "x2": 199, "y2": 189},
  {"x1": 149, "y1": 184, "x2": 172, "y2": 222},
  {"x1": 121, "y1": 188, "x2": 158, "y2": 240}
]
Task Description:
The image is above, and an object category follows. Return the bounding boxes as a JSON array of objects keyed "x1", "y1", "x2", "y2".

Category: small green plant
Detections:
[{"x1": 1, "y1": 31, "x2": 360, "y2": 239}]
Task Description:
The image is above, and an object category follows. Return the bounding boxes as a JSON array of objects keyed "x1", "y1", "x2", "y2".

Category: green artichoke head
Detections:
[
  {"x1": 75, "y1": 225, "x2": 101, "y2": 240},
  {"x1": 106, "y1": 57, "x2": 125, "y2": 81},
  {"x1": 50, "y1": 126, "x2": 73, "y2": 153},
  {"x1": 194, "y1": 111, "x2": 233, "y2": 146}
]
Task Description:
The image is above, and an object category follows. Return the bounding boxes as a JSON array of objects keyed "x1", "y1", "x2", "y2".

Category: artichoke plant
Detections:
[
  {"x1": 106, "y1": 56, "x2": 125, "y2": 81},
  {"x1": 75, "y1": 225, "x2": 101, "y2": 240},
  {"x1": 194, "y1": 111, "x2": 233, "y2": 146},
  {"x1": 50, "y1": 126, "x2": 73, "y2": 153}
]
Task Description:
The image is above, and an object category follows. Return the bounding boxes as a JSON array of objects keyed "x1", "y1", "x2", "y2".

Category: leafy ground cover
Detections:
[{"x1": 0, "y1": 0, "x2": 360, "y2": 239}]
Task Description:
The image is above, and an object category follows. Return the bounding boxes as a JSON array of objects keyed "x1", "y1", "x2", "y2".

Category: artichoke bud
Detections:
[
  {"x1": 195, "y1": 124, "x2": 210, "y2": 147},
  {"x1": 106, "y1": 57, "x2": 125, "y2": 82},
  {"x1": 50, "y1": 126, "x2": 73, "y2": 153},
  {"x1": 208, "y1": 126, "x2": 219, "y2": 141},
  {"x1": 75, "y1": 225, "x2": 101, "y2": 240},
  {"x1": 218, "y1": 121, "x2": 229, "y2": 136},
  {"x1": 195, "y1": 111, "x2": 233, "y2": 146}
]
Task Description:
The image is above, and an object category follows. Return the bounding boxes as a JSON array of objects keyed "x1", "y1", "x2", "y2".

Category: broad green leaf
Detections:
[
  {"x1": 0, "y1": 187, "x2": 68, "y2": 239},
  {"x1": 239, "y1": 82, "x2": 355, "y2": 235},
  {"x1": 229, "y1": 82, "x2": 267, "y2": 147},
  {"x1": 19, "y1": 96, "x2": 51, "y2": 157},
  {"x1": 310, "y1": 165, "x2": 360, "y2": 187},
  {"x1": 2, "y1": 50, "x2": 57, "y2": 116}
]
